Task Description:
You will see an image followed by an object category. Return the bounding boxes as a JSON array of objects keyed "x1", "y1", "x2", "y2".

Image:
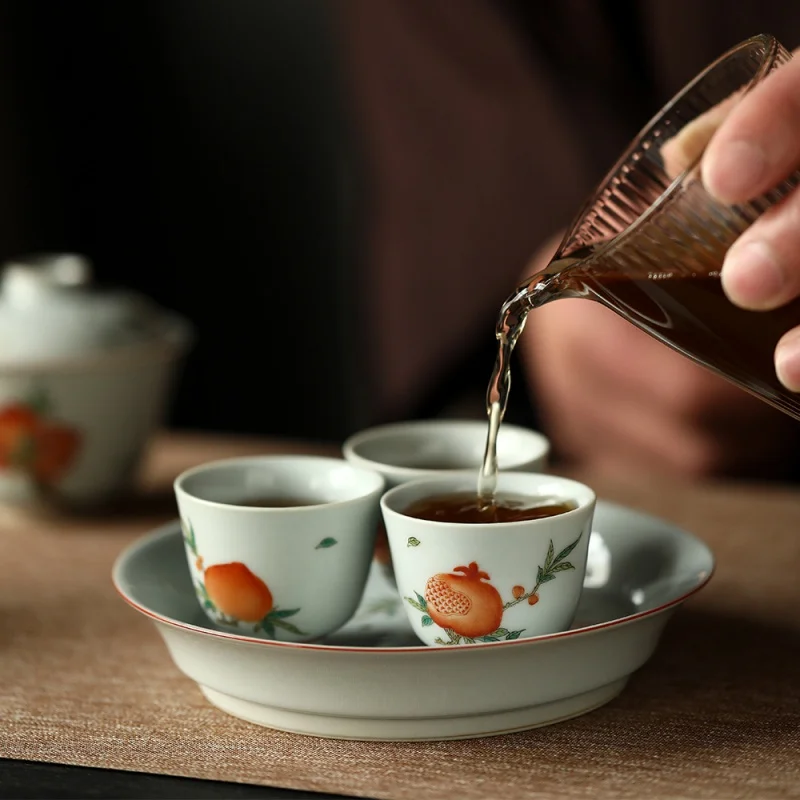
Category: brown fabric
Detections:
[
  {"x1": 333, "y1": 1, "x2": 800, "y2": 420},
  {"x1": 1, "y1": 433, "x2": 800, "y2": 799}
]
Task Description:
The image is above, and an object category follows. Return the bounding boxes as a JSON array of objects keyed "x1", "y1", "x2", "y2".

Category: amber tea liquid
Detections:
[
  {"x1": 404, "y1": 492, "x2": 576, "y2": 524},
  {"x1": 587, "y1": 272, "x2": 800, "y2": 418}
]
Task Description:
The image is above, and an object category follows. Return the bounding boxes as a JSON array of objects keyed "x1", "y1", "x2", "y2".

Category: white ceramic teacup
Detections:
[
  {"x1": 342, "y1": 419, "x2": 550, "y2": 487},
  {"x1": 381, "y1": 472, "x2": 595, "y2": 646},
  {"x1": 174, "y1": 455, "x2": 384, "y2": 642}
]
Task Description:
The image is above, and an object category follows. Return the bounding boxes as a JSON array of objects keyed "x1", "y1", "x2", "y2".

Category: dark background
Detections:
[
  {"x1": 0, "y1": 0, "x2": 380, "y2": 442},
  {"x1": 9, "y1": 2, "x2": 791, "y2": 450}
]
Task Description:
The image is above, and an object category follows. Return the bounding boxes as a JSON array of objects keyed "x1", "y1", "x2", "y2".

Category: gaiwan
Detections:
[{"x1": 0, "y1": 253, "x2": 192, "y2": 509}]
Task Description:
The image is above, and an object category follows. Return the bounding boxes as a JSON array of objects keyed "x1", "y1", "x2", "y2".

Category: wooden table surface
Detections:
[{"x1": 1, "y1": 431, "x2": 799, "y2": 800}]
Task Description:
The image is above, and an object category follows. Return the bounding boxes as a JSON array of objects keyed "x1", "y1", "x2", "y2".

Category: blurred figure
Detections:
[{"x1": 334, "y1": 0, "x2": 800, "y2": 480}]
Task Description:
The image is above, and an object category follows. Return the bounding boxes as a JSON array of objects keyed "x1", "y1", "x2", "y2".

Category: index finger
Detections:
[{"x1": 701, "y1": 47, "x2": 800, "y2": 204}]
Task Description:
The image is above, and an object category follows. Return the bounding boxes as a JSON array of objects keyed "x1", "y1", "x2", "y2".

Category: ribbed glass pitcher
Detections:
[{"x1": 500, "y1": 33, "x2": 800, "y2": 421}]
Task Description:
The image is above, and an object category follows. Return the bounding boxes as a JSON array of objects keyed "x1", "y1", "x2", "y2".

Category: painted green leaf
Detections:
[
  {"x1": 182, "y1": 519, "x2": 199, "y2": 556},
  {"x1": 494, "y1": 628, "x2": 508, "y2": 636},
  {"x1": 404, "y1": 596, "x2": 426, "y2": 613},
  {"x1": 270, "y1": 607, "x2": 301, "y2": 619},
  {"x1": 315, "y1": 537, "x2": 338, "y2": 549},
  {"x1": 194, "y1": 581, "x2": 215, "y2": 611},
  {"x1": 462, "y1": 637, "x2": 475, "y2": 644},
  {"x1": 261, "y1": 621, "x2": 276, "y2": 639},
  {"x1": 506, "y1": 630, "x2": 524, "y2": 640},
  {"x1": 415, "y1": 591, "x2": 428, "y2": 611},
  {"x1": 421, "y1": 615, "x2": 433, "y2": 627},
  {"x1": 553, "y1": 533, "x2": 582, "y2": 565},
  {"x1": 540, "y1": 573, "x2": 556, "y2": 583},
  {"x1": 479, "y1": 635, "x2": 500, "y2": 642},
  {"x1": 536, "y1": 565, "x2": 544, "y2": 584},
  {"x1": 273, "y1": 618, "x2": 306, "y2": 636},
  {"x1": 543, "y1": 539, "x2": 555, "y2": 571},
  {"x1": 407, "y1": 537, "x2": 421, "y2": 547},
  {"x1": 550, "y1": 561, "x2": 575, "y2": 573},
  {"x1": 443, "y1": 628, "x2": 461, "y2": 645}
]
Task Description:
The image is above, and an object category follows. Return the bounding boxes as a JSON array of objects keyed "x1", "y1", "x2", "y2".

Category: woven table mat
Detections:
[{"x1": 1, "y1": 433, "x2": 799, "y2": 800}]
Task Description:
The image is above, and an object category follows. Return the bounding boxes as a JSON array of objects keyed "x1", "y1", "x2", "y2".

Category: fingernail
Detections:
[
  {"x1": 722, "y1": 241, "x2": 785, "y2": 308},
  {"x1": 704, "y1": 140, "x2": 767, "y2": 202},
  {"x1": 776, "y1": 331, "x2": 800, "y2": 392}
]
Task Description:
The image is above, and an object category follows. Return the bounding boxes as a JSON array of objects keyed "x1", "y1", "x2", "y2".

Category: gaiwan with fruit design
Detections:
[{"x1": 0, "y1": 253, "x2": 192, "y2": 509}]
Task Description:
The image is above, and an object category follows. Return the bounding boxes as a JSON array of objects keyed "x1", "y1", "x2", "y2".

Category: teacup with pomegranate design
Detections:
[{"x1": 381, "y1": 472, "x2": 595, "y2": 646}]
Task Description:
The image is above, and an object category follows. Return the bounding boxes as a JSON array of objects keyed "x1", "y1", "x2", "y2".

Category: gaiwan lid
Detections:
[{"x1": 0, "y1": 253, "x2": 173, "y2": 364}]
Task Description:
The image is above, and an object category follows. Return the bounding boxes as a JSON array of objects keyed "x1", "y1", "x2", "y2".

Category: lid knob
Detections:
[{"x1": 1, "y1": 253, "x2": 93, "y2": 308}]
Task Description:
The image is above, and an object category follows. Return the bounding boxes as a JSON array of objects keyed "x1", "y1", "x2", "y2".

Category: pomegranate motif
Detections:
[
  {"x1": 204, "y1": 562, "x2": 274, "y2": 622},
  {"x1": 407, "y1": 534, "x2": 585, "y2": 644},
  {"x1": 424, "y1": 561, "x2": 503, "y2": 638}
]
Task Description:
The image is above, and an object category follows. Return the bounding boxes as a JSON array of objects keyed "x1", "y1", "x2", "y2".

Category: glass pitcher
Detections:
[{"x1": 500, "y1": 33, "x2": 800, "y2": 421}]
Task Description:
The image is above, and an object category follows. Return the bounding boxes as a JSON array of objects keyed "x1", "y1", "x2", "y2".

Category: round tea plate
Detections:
[{"x1": 112, "y1": 500, "x2": 714, "y2": 741}]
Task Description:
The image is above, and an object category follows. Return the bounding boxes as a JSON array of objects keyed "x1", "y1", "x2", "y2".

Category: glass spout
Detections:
[{"x1": 496, "y1": 253, "x2": 592, "y2": 340}]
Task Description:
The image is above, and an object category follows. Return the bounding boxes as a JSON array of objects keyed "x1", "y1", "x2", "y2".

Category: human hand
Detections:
[{"x1": 702, "y1": 48, "x2": 800, "y2": 392}]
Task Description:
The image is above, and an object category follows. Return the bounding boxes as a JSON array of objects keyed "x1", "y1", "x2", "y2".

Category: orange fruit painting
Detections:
[
  {"x1": 204, "y1": 562, "x2": 274, "y2": 622},
  {"x1": 424, "y1": 562, "x2": 503, "y2": 638},
  {"x1": 0, "y1": 404, "x2": 38, "y2": 465},
  {"x1": 181, "y1": 518, "x2": 307, "y2": 637},
  {"x1": 0, "y1": 396, "x2": 81, "y2": 485},
  {"x1": 406, "y1": 534, "x2": 584, "y2": 645}
]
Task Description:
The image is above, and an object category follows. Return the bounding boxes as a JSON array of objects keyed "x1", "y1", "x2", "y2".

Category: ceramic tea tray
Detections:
[{"x1": 112, "y1": 501, "x2": 714, "y2": 741}]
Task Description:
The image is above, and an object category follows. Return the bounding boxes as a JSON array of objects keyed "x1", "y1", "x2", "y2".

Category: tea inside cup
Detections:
[
  {"x1": 174, "y1": 455, "x2": 384, "y2": 642},
  {"x1": 380, "y1": 472, "x2": 595, "y2": 647}
]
